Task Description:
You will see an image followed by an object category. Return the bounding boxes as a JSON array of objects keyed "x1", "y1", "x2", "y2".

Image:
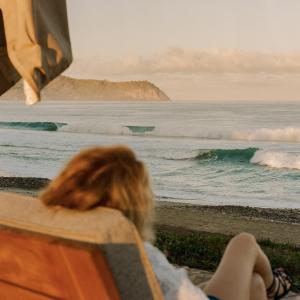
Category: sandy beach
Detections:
[
  {"x1": 155, "y1": 201, "x2": 300, "y2": 245},
  {"x1": 1, "y1": 177, "x2": 299, "y2": 295},
  {"x1": 1, "y1": 176, "x2": 299, "y2": 245},
  {"x1": 154, "y1": 201, "x2": 300, "y2": 297}
]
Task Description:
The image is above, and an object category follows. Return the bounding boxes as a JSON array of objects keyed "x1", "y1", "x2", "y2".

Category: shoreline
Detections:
[
  {"x1": 1, "y1": 176, "x2": 300, "y2": 209},
  {"x1": 1, "y1": 177, "x2": 299, "y2": 293},
  {"x1": 1, "y1": 176, "x2": 299, "y2": 245},
  {"x1": 0, "y1": 177, "x2": 50, "y2": 197}
]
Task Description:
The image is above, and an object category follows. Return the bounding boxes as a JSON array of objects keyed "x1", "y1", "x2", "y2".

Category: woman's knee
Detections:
[
  {"x1": 225, "y1": 233, "x2": 258, "y2": 264},
  {"x1": 250, "y1": 273, "x2": 267, "y2": 300},
  {"x1": 229, "y1": 232, "x2": 256, "y2": 248}
]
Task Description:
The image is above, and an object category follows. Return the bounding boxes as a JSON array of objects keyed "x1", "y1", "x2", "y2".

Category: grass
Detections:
[{"x1": 155, "y1": 225, "x2": 300, "y2": 292}]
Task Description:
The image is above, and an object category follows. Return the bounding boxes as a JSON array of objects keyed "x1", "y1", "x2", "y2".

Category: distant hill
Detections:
[{"x1": 0, "y1": 76, "x2": 170, "y2": 101}]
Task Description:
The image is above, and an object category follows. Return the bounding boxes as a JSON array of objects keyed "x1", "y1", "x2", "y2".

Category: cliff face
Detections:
[{"x1": 0, "y1": 76, "x2": 170, "y2": 101}]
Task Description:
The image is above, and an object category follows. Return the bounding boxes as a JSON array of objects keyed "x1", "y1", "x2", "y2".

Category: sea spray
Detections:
[
  {"x1": 61, "y1": 124, "x2": 300, "y2": 143},
  {"x1": 251, "y1": 150, "x2": 300, "y2": 170},
  {"x1": 232, "y1": 127, "x2": 300, "y2": 143}
]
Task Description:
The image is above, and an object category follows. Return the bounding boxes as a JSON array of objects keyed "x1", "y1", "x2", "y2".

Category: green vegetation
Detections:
[{"x1": 155, "y1": 225, "x2": 300, "y2": 292}]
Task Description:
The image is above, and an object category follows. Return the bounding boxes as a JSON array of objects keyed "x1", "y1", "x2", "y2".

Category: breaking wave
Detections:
[
  {"x1": 189, "y1": 148, "x2": 300, "y2": 170},
  {"x1": 232, "y1": 127, "x2": 300, "y2": 143},
  {"x1": 0, "y1": 121, "x2": 67, "y2": 132},
  {"x1": 60, "y1": 124, "x2": 300, "y2": 143},
  {"x1": 251, "y1": 150, "x2": 300, "y2": 170},
  {"x1": 195, "y1": 148, "x2": 258, "y2": 163},
  {"x1": 3, "y1": 121, "x2": 299, "y2": 143},
  {"x1": 125, "y1": 125, "x2": 155, "y2": 133}
]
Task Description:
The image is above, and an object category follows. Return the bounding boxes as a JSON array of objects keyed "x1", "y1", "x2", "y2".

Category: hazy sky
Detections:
[{"x1": 66, "y1": 0, "x2": 300, "y2": 100}]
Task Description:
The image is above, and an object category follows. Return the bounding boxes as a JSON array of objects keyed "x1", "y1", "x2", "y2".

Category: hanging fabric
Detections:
[{"x1": 0, "y1": 0, "x2": 72, "y2": 105}]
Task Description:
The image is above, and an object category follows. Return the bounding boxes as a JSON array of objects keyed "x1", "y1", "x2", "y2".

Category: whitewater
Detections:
[{"x1": 0, "y1": 101, "x2": 299, "y2": 208}]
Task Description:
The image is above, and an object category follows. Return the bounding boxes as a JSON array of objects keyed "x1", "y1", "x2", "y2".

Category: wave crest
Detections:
[
  {"x1": 1, "y1": 120, "x2": 299, "y2": 143},
  {"x1": 63, "y1": 124, "x2": 299, "y2": 143},
  {"x1": 125, "y1": 125, "x2": 155, "y2": 133},
  {"x1": 195, "y1": 148, "x2": 258, "y2": 163},
  {"x1": 0, "y1": 122, "x2": 67, "y2": 132},
  {"x1": 194, "y1": 148, "x2": 300, "y2": 170}
]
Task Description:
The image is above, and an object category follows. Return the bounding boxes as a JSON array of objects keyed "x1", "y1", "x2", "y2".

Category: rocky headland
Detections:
[{"x1": 0, "y1": 76, "x2": 170, "y2": 101}]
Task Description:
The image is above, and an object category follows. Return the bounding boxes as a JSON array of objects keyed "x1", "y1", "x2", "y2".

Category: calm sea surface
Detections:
[{"x1": 0, "y1": 101, "x2": 299, "y2": 208}]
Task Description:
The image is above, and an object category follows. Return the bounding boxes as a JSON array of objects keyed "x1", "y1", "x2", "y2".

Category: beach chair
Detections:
[{"x1": 0, "y1": 192, "x2": 163, "y2": 300}]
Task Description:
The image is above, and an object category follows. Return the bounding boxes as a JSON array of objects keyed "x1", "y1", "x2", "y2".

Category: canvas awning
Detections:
[{"x1": 0, "y1": 0, "x2": 72, "y2": 105}]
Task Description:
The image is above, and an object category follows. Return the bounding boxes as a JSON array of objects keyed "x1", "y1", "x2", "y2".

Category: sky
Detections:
[{"x1": 65, "y1": 0, "x2": 300, "y2": 100}]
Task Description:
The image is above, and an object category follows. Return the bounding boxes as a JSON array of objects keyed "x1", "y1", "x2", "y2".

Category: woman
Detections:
[{"x1": 40, "y1": 146, "x2": 292, "y2": 300}]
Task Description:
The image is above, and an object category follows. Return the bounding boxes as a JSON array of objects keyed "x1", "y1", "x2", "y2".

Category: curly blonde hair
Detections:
[{"x1": 40, "y1": 146, "x2": 154, "y2": 241}]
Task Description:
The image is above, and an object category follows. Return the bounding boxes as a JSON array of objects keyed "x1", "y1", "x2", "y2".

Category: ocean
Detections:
[{"x1": 0, "y1": 101, "x2": 299, "y2": 209}]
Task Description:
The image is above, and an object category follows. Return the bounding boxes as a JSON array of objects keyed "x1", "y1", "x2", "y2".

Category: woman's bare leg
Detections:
[
  {"x1": 250, "y1": 273, "x2": 268, "y2": 300},
  {"x1": 204, "y1": 233, "x2": 273, "y2": 300}
]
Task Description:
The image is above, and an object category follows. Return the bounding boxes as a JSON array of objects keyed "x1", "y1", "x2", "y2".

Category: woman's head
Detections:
[{"x1": 40, "y1": 145, "x2": 154, "y2": 240}]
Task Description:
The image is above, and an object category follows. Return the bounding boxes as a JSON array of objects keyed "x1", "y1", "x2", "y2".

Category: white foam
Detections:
[
  {"x1": 60, "y1": 122, "x2": 231, "y2": 139},
  {"x1": 60, "y1": 123, "x2": 131, "y2": 135},
  {"x1": 232, "y1": 127, "x2": 300, "y2": 143},
  {"x1": 60, "y1": 123, "x2": 300, "y2": 143},
  {"x1": 251, "y1": 150, "x2": 300, "y2": 170}
]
